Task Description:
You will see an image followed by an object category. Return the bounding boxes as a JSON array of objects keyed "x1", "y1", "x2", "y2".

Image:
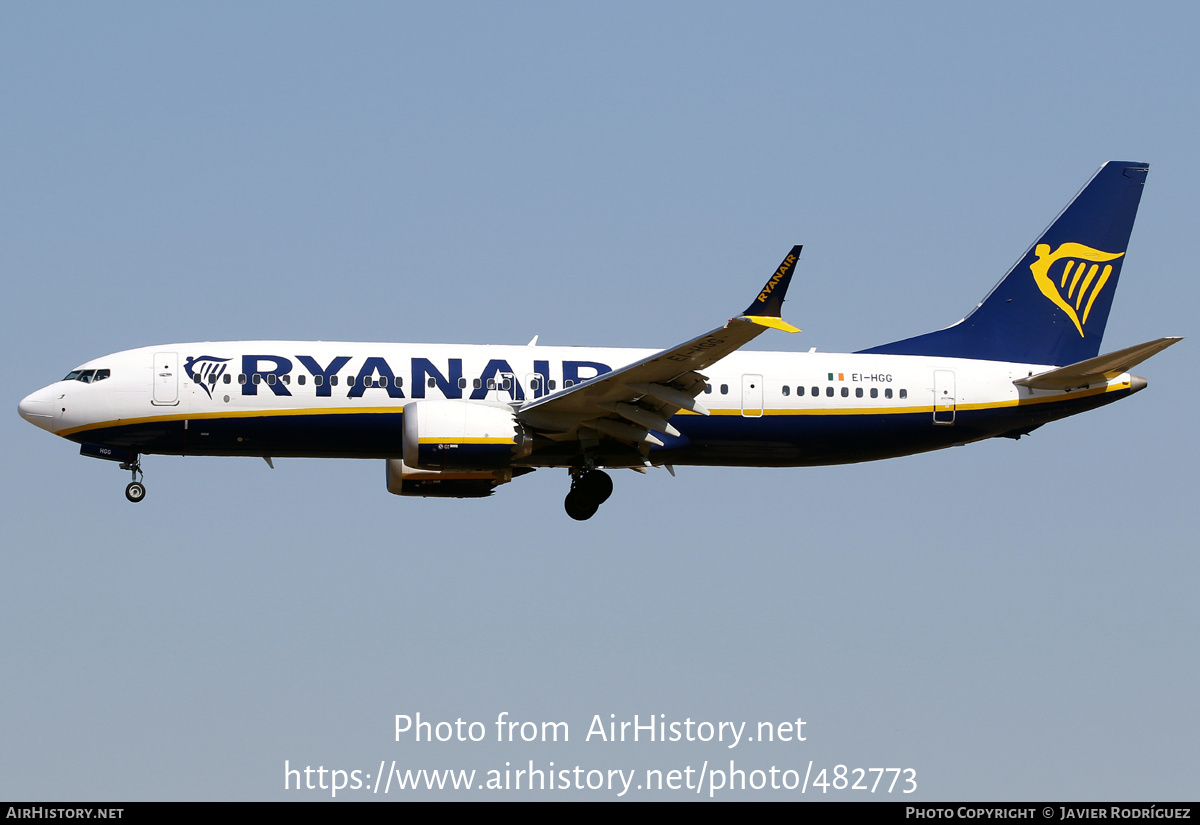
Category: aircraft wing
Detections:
[{"x1": 517, "y1": 246, "x2": 802, "y2": 456}]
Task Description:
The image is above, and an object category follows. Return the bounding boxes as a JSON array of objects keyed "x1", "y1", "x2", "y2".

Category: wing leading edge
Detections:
[{"x1": 517, "y1": 246, "x2": 802, "y2": 463}]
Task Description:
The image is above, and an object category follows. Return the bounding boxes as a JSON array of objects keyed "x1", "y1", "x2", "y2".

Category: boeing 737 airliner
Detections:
[{"x1": 18, "y1": 161, "x2": 1180, "y2": 519}]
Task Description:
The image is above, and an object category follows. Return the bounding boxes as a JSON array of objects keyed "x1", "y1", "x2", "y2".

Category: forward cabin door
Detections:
[{"x1": 152, "y1": 352, "x2": 180, "y2": 406}]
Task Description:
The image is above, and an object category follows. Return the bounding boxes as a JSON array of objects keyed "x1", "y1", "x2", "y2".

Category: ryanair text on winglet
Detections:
[{"x1": 756, "y1": 254, "x2": 797, "y2": 304}]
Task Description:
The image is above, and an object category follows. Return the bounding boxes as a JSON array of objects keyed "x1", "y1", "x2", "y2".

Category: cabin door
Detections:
[
  {"x1": 152, "y1": 352, "x2": 180, "y2": 406},
  {"x1": 741, "y1": 374, "x2": 764, "y2": 418},
  {"x1": 933, "y1": 369, "x2": 956, "y2": 424}
]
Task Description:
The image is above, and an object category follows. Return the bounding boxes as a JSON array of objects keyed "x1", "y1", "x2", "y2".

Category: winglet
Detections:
[{"x1": 740, "y1": 245, "x2": 802, "y2": 332}]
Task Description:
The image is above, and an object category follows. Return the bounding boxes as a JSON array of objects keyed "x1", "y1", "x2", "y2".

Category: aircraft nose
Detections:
[{"x1": 18, "y1": 387, "x2": 59, "y2": 432}]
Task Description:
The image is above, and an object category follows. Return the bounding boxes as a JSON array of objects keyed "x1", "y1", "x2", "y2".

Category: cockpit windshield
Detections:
[{"x1": 61, "y1": 368, "x2": 110, "y2": 383}]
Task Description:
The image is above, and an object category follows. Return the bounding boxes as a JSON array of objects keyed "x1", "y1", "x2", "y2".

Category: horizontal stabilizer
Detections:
[{"x1": 1014, "y1": 337, "x2": 1182, "y2": 390}]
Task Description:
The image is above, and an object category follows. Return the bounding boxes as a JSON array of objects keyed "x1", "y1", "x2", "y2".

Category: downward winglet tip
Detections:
[{"x1": 740, "y1": 315, "x2": 801, "y2": 333}]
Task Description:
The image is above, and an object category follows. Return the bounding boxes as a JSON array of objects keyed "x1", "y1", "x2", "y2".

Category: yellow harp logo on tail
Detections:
[{"x1": 1029, "y1": 243, "x2": 1124, "y2": 337}]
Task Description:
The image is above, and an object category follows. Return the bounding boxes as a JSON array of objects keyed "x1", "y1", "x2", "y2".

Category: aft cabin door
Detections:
[
  {"x1": 741, "y1": 374, "x2": 763, "y2": 418},
  {"x1": 933, "y1": 369, "x2": 955, "y2": 425},
  {"x1": 152, "y1": 352, "x2": 180, "y2": 406}
]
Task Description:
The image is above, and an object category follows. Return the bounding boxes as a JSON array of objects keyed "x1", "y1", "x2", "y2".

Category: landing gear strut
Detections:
[
  {"x1": 120, "y1": 456, "x2": 146, "y2": 503},
  {"x1": 564, "y1": 469, "x2": 613, "y2": 521}
]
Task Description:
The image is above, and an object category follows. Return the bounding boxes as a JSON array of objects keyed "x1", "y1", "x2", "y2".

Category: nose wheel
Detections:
[
  {"x1": 120, "y1": 457, "x2": 146, "y2": 503},
  {"x1": 564, "y1": 469, "x2": 613, "y2": 521}
]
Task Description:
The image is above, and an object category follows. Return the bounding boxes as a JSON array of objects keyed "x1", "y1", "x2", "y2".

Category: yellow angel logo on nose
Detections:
[{"x1": 1030, "y1": 243, "x2": 1124, "y2": 336}]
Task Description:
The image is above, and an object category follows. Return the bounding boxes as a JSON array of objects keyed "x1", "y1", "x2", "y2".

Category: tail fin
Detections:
[{"x1": 859, "y1": 161, "x2": 1149, "y2": 365}]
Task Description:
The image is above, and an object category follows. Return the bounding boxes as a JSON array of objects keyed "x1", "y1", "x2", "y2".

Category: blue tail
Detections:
[{"x1": 859, "y1": 161, "x2": 1149, "y2": 366}]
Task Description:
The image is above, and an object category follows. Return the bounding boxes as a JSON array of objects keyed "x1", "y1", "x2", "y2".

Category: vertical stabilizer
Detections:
[{"x1": 859, "y1": 162, "x2": 1148, "y2": 365}]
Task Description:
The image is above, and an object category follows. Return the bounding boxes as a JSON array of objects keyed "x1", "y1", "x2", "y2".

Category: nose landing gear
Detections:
[
  {"x1": 120, "y1": 457, "x2": 146, "y2": 503},
  {"x1": 564, "y1": 469, "x2": 613, "y2": 521}
]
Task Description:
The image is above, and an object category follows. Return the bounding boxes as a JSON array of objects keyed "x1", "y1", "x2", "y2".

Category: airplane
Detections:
[{"x1": 18, "y1": 161, "x2": 1181, "y2": 520}]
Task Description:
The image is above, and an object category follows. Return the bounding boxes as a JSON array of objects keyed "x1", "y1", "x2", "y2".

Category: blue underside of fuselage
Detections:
[{"x1": 69, "y1": 387, "x2": 1129, "y2": 467}]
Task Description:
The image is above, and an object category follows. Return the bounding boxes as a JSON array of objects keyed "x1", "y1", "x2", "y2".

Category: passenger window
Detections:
[
  {"x1": 565, "y1": 380, "x2": 574, "y2": 388},
  {"x1": 487, "y1": 379, "x2": 496, "y2": 390},
  {"x1": 330, "y1": 375, "x2": 339, "y2": 386},
  {"x1": 267, "y1": 374, "x2": 276, "y2": 385},
  {"x1": 458, "y1": 378, "x2": 467, "y2": 389},
  {"x1": 899, "y1": 389, "x2": 908, "y2": 399},
  {"x1": 870, "y1": 388, "x2": 878, "y2": 398},
  {"x1": 855, "y1": 387, "x2": 863, "y2": 398},
  {"x1": 395, "y1": 377, "x2": 403, "y2": 387},
  {"x1": 704, "y1": 384, "x2": 712, "y2": 394},
  {"x1": 347, "y1": 376, "x2": 355, "y2": 387},
  {"x1": 825, "y1": 386, "x2": 833, "y2": 397},
  {"x1": 503, "y1": 378, "x2": 512, "y2": 390},
  {"x1": 282, "y1": 375, "x2": 290, "y2": 385},
  {"x1": 884, "y1": 388, "x2": 892, "y2": 399},
  {"x1": 797, "y1": 386, "x2": 805, "y2": 396},
  {"x1": 239, "y1": 374, "x2": 247, "y2": 385},
  {"x1": 841, "y1": 387, "x2": 849, "y2": 397},
  {"x1": 782, "y1": 386, "x2": 790, "y2": 397},
  {"x1": 720, "y1": 384, "x2": 728, "y2": 395},
  {"x1": 811, "y1": 386, "x2": 818, "y2": 396},
  {"x1": 223, "y1": 374, "x2": 231, "y2": 384},
  {"x1": 298, "y1": 375, "x2": 306, "y2": 386},
  {"x1": 252, "y1": 374, "x2": 261, "y2": 385},
  {"x1": 473, "y1": 378, "x2": 482, "y2": 389}
]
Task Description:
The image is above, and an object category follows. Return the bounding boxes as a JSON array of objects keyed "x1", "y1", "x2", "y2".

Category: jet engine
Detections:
[{"x1": 401, "y1": 400, "x2": 532, "y2": 472}]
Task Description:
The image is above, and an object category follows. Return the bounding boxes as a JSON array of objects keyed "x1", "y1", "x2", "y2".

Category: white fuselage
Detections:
[{"x1": 19, "y1": 341, "x2": 1137, "y2": 467}]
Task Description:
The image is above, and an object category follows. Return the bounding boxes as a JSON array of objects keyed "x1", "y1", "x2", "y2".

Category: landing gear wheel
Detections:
[
  {"x1": 564, "y1": 469, "x2": 612, "y2": 520},
  {"x1": 577, "y1": 470, "x2": 613, "y2": 504},
  {"x1": 120, "y1": 455, "x2": 145, "y2": 503},
  {"x1": 125, "y1": 481, "x2": 146, "y2": 503},
  {"x1": 564, "y1": 489, "x2": 598, "y2": 521}
]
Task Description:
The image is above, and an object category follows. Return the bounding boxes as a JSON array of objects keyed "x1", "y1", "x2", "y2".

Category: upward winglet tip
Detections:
[{"x1": 742, "y1": 244, "x2": 802, "y2": 319}]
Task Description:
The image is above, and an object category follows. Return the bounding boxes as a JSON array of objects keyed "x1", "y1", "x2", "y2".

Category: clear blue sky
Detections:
[{"x1": 3, "y1": 1, "x2": 1196, "y2": 800}]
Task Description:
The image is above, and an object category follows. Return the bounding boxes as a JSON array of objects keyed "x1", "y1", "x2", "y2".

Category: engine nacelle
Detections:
[
  {"x1": 385, "y1": 458, "x2": 512, "y2": 498},
  {"x1": 402, "y1": 400, "x2": 531, "y2": 472}
]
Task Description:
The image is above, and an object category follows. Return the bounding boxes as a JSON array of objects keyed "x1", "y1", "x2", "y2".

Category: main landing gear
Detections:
[
  {"x1": 564, "y1": 469, "x2": 613, "y2": 521},
  {"x1": 120, "y1": 456, "x2": 146, "y2": 503}
]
